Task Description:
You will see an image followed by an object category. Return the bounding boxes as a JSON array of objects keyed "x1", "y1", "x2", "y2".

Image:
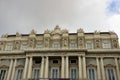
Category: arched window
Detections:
[
  {"x1": 0, "y1": 67, "x2": 8, "y2": 80},
  {"x1": 87, "y1": 66, "x2": 97, "y2": 80},
  {"x1": 106, "y1": 66, "x2": 117, "y2": 80}
]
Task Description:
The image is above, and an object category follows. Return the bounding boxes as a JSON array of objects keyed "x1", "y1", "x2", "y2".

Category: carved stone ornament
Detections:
[
  {"x1": 14, "y1": 41, "x2": 20, "y2": 50},
  {"x1": 77, "y1": 28, "x2": 84, "y2": 33},
  {"x1": 52, "y1": 25, "x2": 61, "y2": 35},
  {"x1": 16, "y1": 32, "x2": 21, "y2": 37},
  {"x1": 44, "y1": 38, "x2": 49, "y2": 47},
  {"x1": 112, "y1": 40, "x2": 118, "y2": 48},
  {"x1": 1, "y1": 33, "x2": 8, "y2": 38},
  {"x1": 63, "y1": 38, "x2": 68, "y2": 47},
  {"x1": 95, "y1": 39, "x2": 100, "y2": 48},
  {"x1": 62, "y1": 29, "x2": 68, "y2": 34},
  {"x1": 29, "y1": 38, "x2": 35, "y2": 48},
  {"x1": 94, "y1": 30, "x2": 100, "y2": 34},
  {"x1": 44, "y1": 29, "x2": 51, "y2": 34},
  {"x1": 78, "y1": 38, "x2": 83, "y2": 47},
  {"x1": 30, "y1": 29, "x2": 36, "y2": 35}
]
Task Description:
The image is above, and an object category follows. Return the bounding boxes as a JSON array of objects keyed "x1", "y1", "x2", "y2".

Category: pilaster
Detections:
[
  {"x1": 6, "y1": 59, "x2": 13, "y2": 80},
  {"x1": 11, "y1": 59, "x2": 17, "y2": 80}
]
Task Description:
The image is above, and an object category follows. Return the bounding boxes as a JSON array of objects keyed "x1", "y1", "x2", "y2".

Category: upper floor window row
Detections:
[{"x1": 0, "y1": 39, "x2": 114, "y2": 51}]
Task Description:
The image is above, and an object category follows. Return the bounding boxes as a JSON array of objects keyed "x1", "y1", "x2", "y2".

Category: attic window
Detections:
[
  {"x1": 35, "y1": 59, "x2": 41, "y2": 64},
  {"x1": 71, "y1": 59, "x2": 76, "y2": 64},
  {"x1": 53, "y1": 60, "x2": 58, "y2": 64}
]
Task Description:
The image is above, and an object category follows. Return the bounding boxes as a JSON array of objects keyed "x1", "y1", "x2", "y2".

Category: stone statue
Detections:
[
  {"x1": 77, "y1": 28, "x2": 84, "y2": 33},
  {"x1": 29, "y1": 39, "x2": 35, "y2": 48},
  {"x1": 16, "y1": 32, "x2": 21, "y2": 37},
  {"x1": 14, "y1": 41, "x2": 20, "y2": 50},
  {"x1": 44, "y1": 38, "x2": 49, "y2": 48}
]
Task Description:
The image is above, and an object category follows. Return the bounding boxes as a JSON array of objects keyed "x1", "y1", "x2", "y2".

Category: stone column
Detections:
[
  {"x1": 96, "y1": 57, "x2": 101, "y2": 80},
  {"x1": 27, "y1": 57, "x2": 33, "y2": 79},
  {"x1": 78, "y1": 56, "x2": 82, "y2": 80},
  {"x1": 6, "y1": 59, "x2": 13, "y2": 80},
  {"x1": 115, "y1": 57, "x2": 120, "y2": 80},
  {"x1": 40, "y1": 56, "x2": 45, "y2": 78},
  {"x1": 11, "y1": 59, "x2": 17, "y2": 80},
  {"x1": 82, "y1": 56, "x2": 87, "y2": 80},
  {"x1": 61, "y1": 56, "x2": 65, "y2": 78},
  {"x1": 66, "y1": 56, "x2": 69, "y2": 78},
  {"x1": 23, "y1": 57, "x2": 29, "y2": 80},
  {"x1": 100, "y1": 58, "x2": 105, "y2": 80},
  {"x1": 44, "y1": 56, "x2": 49, "y2": 78}
]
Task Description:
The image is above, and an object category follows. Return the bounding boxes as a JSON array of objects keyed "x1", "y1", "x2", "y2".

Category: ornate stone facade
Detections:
[{"x1": 0, "y1": 25, "x2": 120, "y2": 80}]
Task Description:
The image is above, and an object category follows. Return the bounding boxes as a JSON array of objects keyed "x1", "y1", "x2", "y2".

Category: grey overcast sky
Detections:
[{"x1": 0, "y1": 0, "x2": 120, "y2": 40}]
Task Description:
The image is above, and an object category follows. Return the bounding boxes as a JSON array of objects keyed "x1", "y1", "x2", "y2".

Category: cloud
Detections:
[{"x1": 0, "y1": 0, "x2": 120, "y2": 42}]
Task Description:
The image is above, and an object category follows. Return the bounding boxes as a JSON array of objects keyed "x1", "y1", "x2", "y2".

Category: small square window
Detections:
[
  {"x1": 53, "y1": 60, "x2": 58, "y2": 64},
  {"x1": 70, "y1": 60, "x2": 76, "y2": 64}
]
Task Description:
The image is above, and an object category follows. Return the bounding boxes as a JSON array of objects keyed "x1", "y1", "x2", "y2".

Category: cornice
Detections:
[{"x1": 87, "y1": 49, "x2": 120, "y2": 53}]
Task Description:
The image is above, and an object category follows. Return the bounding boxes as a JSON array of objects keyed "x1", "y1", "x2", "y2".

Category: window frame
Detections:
[
  {"x1": 15, "y1": 68, "x2": 23, "y2": 80},
  {"x1": 32, "y1": 68, "x2": 40, "y2": 79},
  {"x1": 0, "y1": 68, "x2": 8, "y2": 80},
  {"x1": 51, "y1": 67, "x2": 59, "y2": 78},
  {"x1": 52, "y1": 42, "x2": 60, "y2": 48},
  {"x1": 70, "y1": 67, "x2": 78, "y2": 79},
  {"x1": 69, "y1": 41, "x2": 77, "y2": 48},
  {"x1": 86, "y1": 41, "x2": 93, "y2": 49},
  {"x1": 36, "y1": 41, "x2": 43, "y2": 49},
  {"x1": 20, "y1": 41, "x2": 28, "y2": 50},
  {"x1": 102, "y1": 40, "x2": 111, "y2": 49},
  {"x1": 87, "y1": 67, "x2": 97, "y2": 80},
  {"x1": 5, "y1": 42, "x2": 13, "y2": 51},
  {"x1": 106, "y1": 67, "x2": 117, "y2": 80}
]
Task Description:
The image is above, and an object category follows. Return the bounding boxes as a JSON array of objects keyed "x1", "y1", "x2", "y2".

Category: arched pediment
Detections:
[
  {"x1": 16, "y1": 65, "x2": 24, "y2": 68},
  {"x1": 87, "y1": 64, "x2": 97, "y2": 67},
  {"x1": 51, "y1": 25, "x2": 62, "y2": 35},
  {"x1": 105, "y1": 64, "x2": 115, "y2": 67},
  {"x1": 0, "y1": 65, "x2": 9, "y2": 68}
]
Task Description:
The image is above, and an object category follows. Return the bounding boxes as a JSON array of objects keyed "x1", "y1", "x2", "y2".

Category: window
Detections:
[
  {"x1": 21, "y1": 42, "x2": 28, "y2": 50},
  {"x1": 70, "y1": 68, "x2": 78, "y2": 79},
  {"x1": 36, "y1": 42, "x2": 43, "y2": 49},
  {"x1": 87, "y1": 68, "x2": 96, "y2": 80},
  {"x1": 69, "y1": 41, "x2": 77, "y2": 48},
  {"x1": 15, "y1": 68, "x2": 23, "y2": 80},
  {"x1": 52, "y1": 42, "x2": 60, "y2": 48},
  {"x1": 51, "y1": 67, "x2": 59, "y2": 78},
  {"x1": 86, "y1": 41, "x2": 93, "y2": 49},
  {"x1": 102, "y1": 40, "x2": 111, "y2": 49},
  {"x1": 5, "y1": 42, "x2": 13, "y2": 51},
  {"x1": 0, "y1": 69, "x2": 7, "y2": 80},
  {"x1": 53, "y1": 60, "x2": 58, "y2": 64},
  {"x1": 32, "y1": 68, "x2": 40, "y2": 79},
  {"x1": 70, "y1": 59, "x2": 77, "y2": 64},
  {"x1": 106, "y1": 68, "x2": 117, "y2": 80}
]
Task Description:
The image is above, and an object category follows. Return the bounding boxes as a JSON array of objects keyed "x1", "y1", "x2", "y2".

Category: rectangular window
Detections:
[
  {"x1": 102, "y1": 40, "x2": 111, "y2": 49},
  {"x1": 70, "y1": 68, "x2": 77, "y2": 79},
  {"x1": 87, "y1": 68, "x2": 96, "y2": 80},
  {"x1": 51, "y1": 67, "x2": 59, "y2": 78},
  {"x1": 69, "y1": 41, "x2": 77, "y2": 48},
  {"x1": 21, "y1": 42, "x2": 28, "y2": 50},
  {"x1": 106, "y1": 68, "x2": 116, "y2": 80},
  {"x1": 52, "y1": 42, "x2": 60, "y2": 48},
  {"x1": 15, "y1": 68, "x2": 23, "y2": 80},
  {"x1": 70, "y1": 59, "x2": 77, "y2": 64},
  {"x1": 32, "y1": 68, "x2": 40, "y2": 79},
  {"x1": 86, "y1": 42, "x2": 93, "y2": 49},
  {"x1": 0, "y1": 69, "x2": 7, "y2": 80},
  {"x1": 36, "y1": 42, "x2": 43, "y2": 49},
  {"x1": 5, "y1": 42, "x2": 13, "y2": 51}
]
